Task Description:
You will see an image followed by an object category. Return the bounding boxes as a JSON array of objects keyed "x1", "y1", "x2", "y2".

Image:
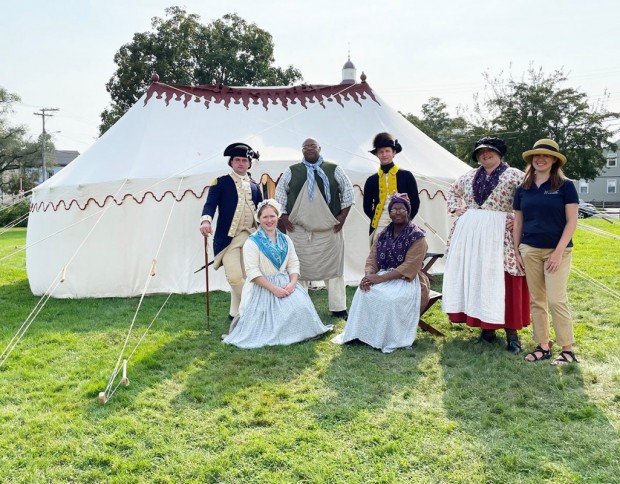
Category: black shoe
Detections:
[
  {"x1": 474, "y1": 329, "x2": 496, "y2": 344},
  {"x1": 331, "y1": 310, "x2": 348, "y2": 320},
  {"x1": 228, "y1": 315, "x2": 234, "y2": 322},
  {"x1": 506, "y1": 332, "x2": 522, "y2": 354}
]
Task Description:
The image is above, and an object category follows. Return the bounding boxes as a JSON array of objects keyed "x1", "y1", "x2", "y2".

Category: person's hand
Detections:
[
  {"x1": 515, "y1": 252, "x2": 525, "y2": 272},
  {"x1": 545, "y1": 250, "x2": 563, "y2": 273},
  {"x1": 278, "y1": 214, "x2": 294, "y2": 233},
  {"x1": 200, "y1": 221, "x2": 212, "y2": 237},
  {"x1": 365, "y1": 274, "x2": 383, "y2": 285},
  {"x1": 272, "y1": 286, "x2": 289, "y2": 298},
  {"x1": 455, "y1": 207, "x2": 467, "y2": 217},
  {"x1": 283, "y1": 281, "x2": 296, "y2": 295},
  {"x1": 506, "y1": 214, "x2": 514, "y2": 231},
  {"x1": 359, "y1": 276, "x2": 373, "y2": 292},
  {"x1": 360, "y1": 273, "x2": 382, "y2": 291},
  {"x1": 333, "y1": 213, "x2": 347, "y2": 233}
]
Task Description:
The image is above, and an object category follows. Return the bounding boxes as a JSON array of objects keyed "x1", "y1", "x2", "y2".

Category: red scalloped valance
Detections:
[{"x1": 144, "y1": 82, "x2": 381, "y2": 111}]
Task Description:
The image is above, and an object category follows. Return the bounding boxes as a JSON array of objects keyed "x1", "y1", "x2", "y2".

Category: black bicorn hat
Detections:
[
  {"x1": 223, "y1": 142, "x2": 260, "y2": 160},
  {"x1": 369, "y1": 132, "x2": 403, "y2": 156},
  {"x1": 471, "y1": 136, "x2": 507, "y2": 161}
]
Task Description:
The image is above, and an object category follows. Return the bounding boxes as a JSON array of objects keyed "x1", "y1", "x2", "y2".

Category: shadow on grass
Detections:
[
  {"x1": 0, "y1": 279, "x2": 219, "y2": 336},
  {"x1": 82, "y1": 285, "x2": 433, "y2": 425},
  {"x1": 317, "y1": 339, "x2": 441, "y2": 424},
  {"x1": 79, "y1": 306, "x2": 329, "y2": 417},
  {"x1": 439, "y1": 337, "x2": 620, "y2": 481},
  {"x1": 311, "y1": 306, "x2": 447, "y2": 427}
]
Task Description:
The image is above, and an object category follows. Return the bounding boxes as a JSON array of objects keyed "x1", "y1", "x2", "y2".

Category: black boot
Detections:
[
  {"x1": 474, "y1": 329, "x2": 496, "y2": 344},
  {"x1": 506, "y1": 330, "x2": 521, "y2": 354},
  {"x1": 331, "y1": 310, "x2": 348, "y2": 320}
]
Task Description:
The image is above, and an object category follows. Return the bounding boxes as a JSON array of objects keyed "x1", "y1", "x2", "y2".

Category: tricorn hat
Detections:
[
  {"x1": 223, "y1": 142, "x2": 260, "y2": 160},
  {"x1": 471, "y1": 137, "x2": 507, "y2": 162},
  {"x1": 370, "y1": 132, "x2": 402, "y2": 155},
  {"x1": 522, "y1": 139, "x2": 567, "y2": 166}
]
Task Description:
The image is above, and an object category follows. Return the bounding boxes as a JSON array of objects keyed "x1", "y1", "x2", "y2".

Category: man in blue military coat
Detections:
[{"x1": 199, "y1": 143, "x2": 263, "y2": 319}]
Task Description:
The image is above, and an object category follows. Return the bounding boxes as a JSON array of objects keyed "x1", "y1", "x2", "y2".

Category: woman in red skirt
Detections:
[{"x1": 442, "y1": 137, "x2": 530, "y2": 353}]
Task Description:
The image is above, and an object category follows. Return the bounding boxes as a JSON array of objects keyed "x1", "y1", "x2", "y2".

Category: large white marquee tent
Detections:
[{"x1": 26, "y1": 78, "x2": 470, "y2": 298}]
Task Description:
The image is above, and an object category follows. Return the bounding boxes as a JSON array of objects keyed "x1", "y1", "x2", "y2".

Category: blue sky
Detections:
[{"x1": 2, "y1": 0, "x2": 619, "y2": 151}]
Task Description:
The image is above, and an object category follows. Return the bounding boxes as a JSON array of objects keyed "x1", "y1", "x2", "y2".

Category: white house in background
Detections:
[
  {"x1": 50, "y1": 150, "x2": 80, "y2": 176},
  {"x1": 39, "y1": 150, "x2": 80, "y2": 181},
  {"x1": 1, "y1": 149, "x2": 79, "y2": 198},
  {"x1": 577, "y1": 140, "x2": 620, "y2": 207}
]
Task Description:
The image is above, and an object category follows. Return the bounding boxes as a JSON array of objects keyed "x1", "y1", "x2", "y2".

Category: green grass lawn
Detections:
[{"x1": 1, "y1": 222, "x2": 619, "y2": 482}]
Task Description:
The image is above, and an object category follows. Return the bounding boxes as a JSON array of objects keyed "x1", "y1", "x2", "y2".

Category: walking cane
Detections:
[{"x1": 203, "y1": 236, "x2": 211, "y2": 332}]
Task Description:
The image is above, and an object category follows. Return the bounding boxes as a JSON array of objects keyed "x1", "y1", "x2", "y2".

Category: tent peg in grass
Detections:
[
  {"x1": 121, "y1": 359, "x2": 129, "y2": 386},
  {"x1": 98, "y1": 392, "x2": 107, "y2": 405}
]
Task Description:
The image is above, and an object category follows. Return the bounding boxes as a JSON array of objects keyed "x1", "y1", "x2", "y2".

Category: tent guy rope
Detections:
[
  {"x1": 99, "y1": 178, "x2": 184, "y2": 405},
  {"x1": 0, "y1": 180, "x2": 128, "y2": 367},
  {"x1": 100, "y1": 293, "x2": 173, "y2": 404},
  {"x1": 0, "y1": 211, "x2": 29, "y2": 235},
  {"x1": 577, "y1": 222, "x2": 620, "y2": 240},
  {"x1": 571, "y1": 266, "x2": 620, "y2": 300}
]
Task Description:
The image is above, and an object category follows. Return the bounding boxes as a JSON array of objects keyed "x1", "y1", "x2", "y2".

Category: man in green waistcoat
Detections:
[{"x1": 275, "y1": 137, "x2": 355, "y2": 319}]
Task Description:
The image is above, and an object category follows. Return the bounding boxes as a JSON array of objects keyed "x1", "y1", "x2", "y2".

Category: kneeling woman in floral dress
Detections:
[
  {"x1": 332, "y1": 193, "x2": 430, "y2": 353},
  {"x1": 223, "y1": 199, "x2": 333, "y2": 349}
]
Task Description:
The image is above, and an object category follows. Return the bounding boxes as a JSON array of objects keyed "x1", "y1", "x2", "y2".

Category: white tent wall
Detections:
[
  {"x1": 26, "y1": 81, "x2": 469, "y2": 298},
  {"x1": 27, "y1": 193, "x2": 229, "y2": 297}
]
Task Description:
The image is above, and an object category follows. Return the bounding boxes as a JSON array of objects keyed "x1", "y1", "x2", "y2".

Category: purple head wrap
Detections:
[{"x1": 388, "y1": 193, "x2": 411, "y2": 215}]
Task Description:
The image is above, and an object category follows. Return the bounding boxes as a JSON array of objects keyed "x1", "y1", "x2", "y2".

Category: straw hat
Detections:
[{"x1": 522, "y1": 139, "x2": 567, "y2": 165}]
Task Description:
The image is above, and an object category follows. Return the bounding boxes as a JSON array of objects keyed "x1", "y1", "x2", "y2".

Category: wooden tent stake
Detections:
[{"x1": 121, "y1": 359, "x2": 129, "y2": 386}]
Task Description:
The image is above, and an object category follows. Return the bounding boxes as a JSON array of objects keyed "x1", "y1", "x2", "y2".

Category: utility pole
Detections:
[{"x1": 33, "y1": 107, "x2": 59, "y2": 182}]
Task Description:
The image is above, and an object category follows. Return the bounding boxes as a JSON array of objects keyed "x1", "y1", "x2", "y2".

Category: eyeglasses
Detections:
[
  {"x1": 389, "y1": 208, "x2": 408, "y2": 214},
  {"x1": 302, "y1": 143, "x2": 318, "y2": 149}
]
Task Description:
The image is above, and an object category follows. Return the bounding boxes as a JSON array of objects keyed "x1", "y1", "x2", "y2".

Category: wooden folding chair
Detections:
[
  {"x1": 421, "y1": 252, "x2": 443, "y2": 282},
  {"x1": 418, "y1": 252, "x2": 445, "y2": 336},
  {"x1": 419, "y1": 290, "x2": 444, "y2": 336}
]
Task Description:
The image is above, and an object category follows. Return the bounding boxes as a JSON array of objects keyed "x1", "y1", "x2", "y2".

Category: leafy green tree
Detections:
[
  {"x1": 401, "y1": 97, "x2": 468, "y2": 158},
  {"x1": 0, "y1": 199, "x2": 30, "y2": 227},
  {"x1": 470, "y1": 66, "x2": 619, "y2": 180},
  {"x1": 100, "y1": 7, "x2": 303, "y2": 134},
  {"x1": 0, "y1": 88, "x2": 43, "y2": 187},
  {"x1": 4, "y1": 171, "x2": 39, "y2": 195}
]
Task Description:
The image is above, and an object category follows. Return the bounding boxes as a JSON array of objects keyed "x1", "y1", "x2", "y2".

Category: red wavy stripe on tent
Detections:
[
  {"x1": 30, "y1": 186, "x2": 209, "y2": 213},
  {"x1": 419, "y1": 188, "x2": 448, "y2": 200},
  {"x1": 29, "y1": 186, "x2": 447, "y2": 213}
]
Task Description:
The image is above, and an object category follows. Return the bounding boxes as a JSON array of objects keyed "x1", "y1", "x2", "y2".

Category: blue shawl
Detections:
[{"x1": 249, "y1": 227, "x2": 289, "y2": 269}]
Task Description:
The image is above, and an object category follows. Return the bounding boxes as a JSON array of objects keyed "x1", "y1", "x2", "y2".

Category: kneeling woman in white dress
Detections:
[
  {"x1": 223, "y1": 199, "x2": 333, "y2": 349},
  {"x1": 332, "y1": 193, "x2": 430, "y2": 353}
]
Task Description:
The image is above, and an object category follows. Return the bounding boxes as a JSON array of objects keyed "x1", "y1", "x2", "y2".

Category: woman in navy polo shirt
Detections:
[{"x1": 513, "y1": 139, "x2": 579, "y2": 365}]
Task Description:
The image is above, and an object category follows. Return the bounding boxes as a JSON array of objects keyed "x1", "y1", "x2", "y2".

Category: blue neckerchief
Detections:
[
  {"x1": 302, "y1": 155, "x2": 331, "y2": 203},
  {"x1": 249, "y1": 227, "x2": 289, "y2": 269}
]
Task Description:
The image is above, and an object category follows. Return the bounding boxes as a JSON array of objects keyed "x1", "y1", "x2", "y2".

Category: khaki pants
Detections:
[
  {"x1": 301, "y1": 276, "x2": 347, "y2": 312},
  {"x1": 222, "y1": 245, "x2": 245, "y2": 317},
  {"x1": 519, "y1": 244, "x2": 574, "y2": 346}
]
